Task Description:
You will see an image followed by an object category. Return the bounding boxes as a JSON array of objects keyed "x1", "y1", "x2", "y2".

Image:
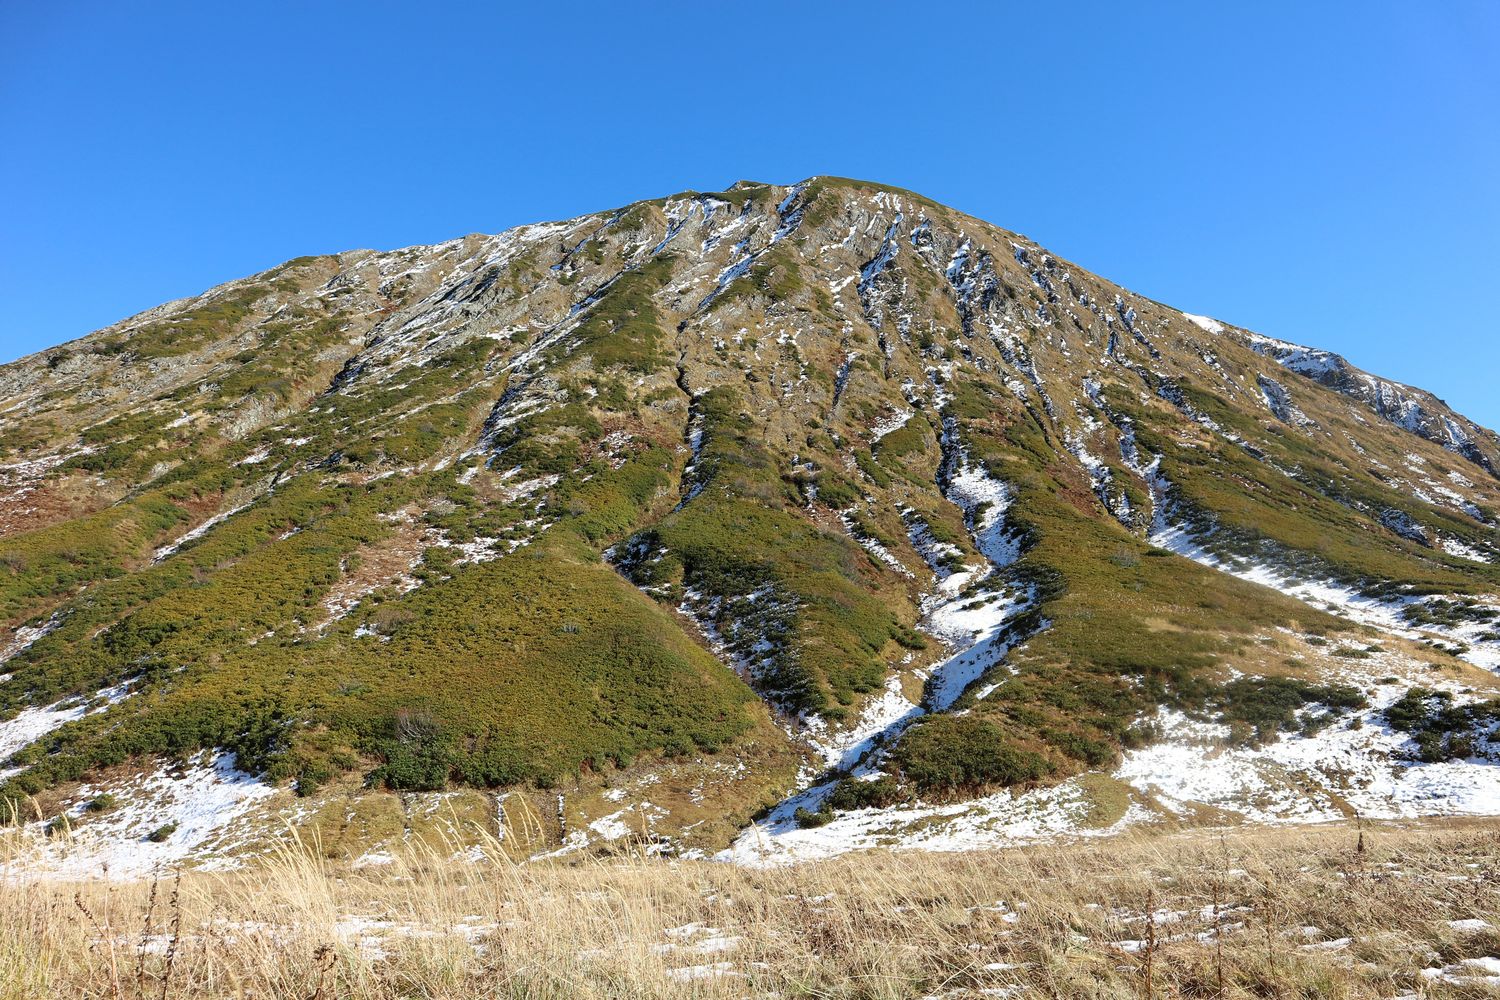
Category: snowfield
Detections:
[
  {"x1": 3, "y1": 753, "x2": 276, "y2": 880},
  {"x1": 1120, "y1": 678, "x2": 1500, "y2": 823},
  {"x1": 721, "y1": 771, "x2": 1144, "y2": 865}
]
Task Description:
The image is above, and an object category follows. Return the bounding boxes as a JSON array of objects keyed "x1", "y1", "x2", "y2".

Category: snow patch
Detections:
[
  {"x1": 153, "y1": 502, "x2": 254, "y2": 562},
  {"x1": 3, "y1": 753, "x2": 277, "y2": 880},
  {"x1": 0, "y1": 682, "x2": 134, "y2": 775},
  {"x1": 1182, "y1": 313, "x2": 1224, "y2": 334},
  {"x1": 1119, "y1": 682, "x2": 1500, "y2": 824}
]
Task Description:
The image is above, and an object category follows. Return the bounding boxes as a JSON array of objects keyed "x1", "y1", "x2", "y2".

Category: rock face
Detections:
[
  {"x1": 1244, "y1": 332, "x2": 1498, "y2": 473},
  {"x1": 2, "y1": 176, "x2": 1500, "y2": 870}
]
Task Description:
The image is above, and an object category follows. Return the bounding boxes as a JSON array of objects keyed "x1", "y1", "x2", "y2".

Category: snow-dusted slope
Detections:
[{"x1": 2, "y1": 175, "x2": 1499, "y2": 871}]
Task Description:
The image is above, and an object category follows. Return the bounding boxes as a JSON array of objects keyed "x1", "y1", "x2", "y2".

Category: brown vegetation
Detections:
[{"x1": 4, "y1": 819, "x2": 1499, "y2": 998}]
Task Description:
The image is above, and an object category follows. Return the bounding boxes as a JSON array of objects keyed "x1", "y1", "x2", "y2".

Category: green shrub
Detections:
[
  {"x1": 826, "y1": 776, "x2": 903, "y2": 811},
  {"x1": 146, "y1": 822, "x2": 178, "y2": 843},
  {"x1": 1214, "y1": 676, "x2": 1367, "y2": 746},
  {"x1": 794, "y1": 806, "x2": 833, "y2": 828},
  {"x1": 370, "y1": 709, "x2": 454, "y2": 791},
  {"x1": 1385, "y1": 688, "x2": 1500, "y2": 762},
  {"x1": 891, "y1": 716, "x2": 1051, "y2": 793}
]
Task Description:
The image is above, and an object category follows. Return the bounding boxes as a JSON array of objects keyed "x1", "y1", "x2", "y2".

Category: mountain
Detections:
[{"x1": 3, "y1": 177, "x2": 1499, "y2": 874}]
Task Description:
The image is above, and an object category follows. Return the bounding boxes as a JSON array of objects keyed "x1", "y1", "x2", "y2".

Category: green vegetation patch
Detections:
[
  {"x1": 97, "y1": 290, "x2": 261, "y2": 360},
  {"x1": 567, "y1": 256, "x2": 675, "y2": 373},
  {"x1": 890, "y1": 715, "x2": 1051, "y2": 793},
  {"x1": 621, "y1": 388, "x2": 913, "y2": 717},
  {"x1": 1385, "y1": 687, "x2": 1500, "y2": 763},
  {"x1": 1211, "y1": 675, "x2": 1367, "y2": 746},
  {"x1": 0, "y1": 493, "x2": 190, "y2": 623}
]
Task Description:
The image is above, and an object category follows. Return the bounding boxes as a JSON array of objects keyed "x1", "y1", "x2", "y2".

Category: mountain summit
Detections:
[{"x1": 3, "y1": 177, "x2": 1499, "y2": 872}]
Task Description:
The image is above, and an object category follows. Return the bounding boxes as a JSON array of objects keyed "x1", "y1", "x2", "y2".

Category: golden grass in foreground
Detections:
[{"x1": 4, "y1": 820, "x2": 1500, "y2": 999}]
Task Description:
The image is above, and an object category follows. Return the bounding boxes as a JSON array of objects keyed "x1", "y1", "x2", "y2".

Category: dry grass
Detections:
[{"x1": 4, "y1": 819, "x2": 1500, "y2": 998}]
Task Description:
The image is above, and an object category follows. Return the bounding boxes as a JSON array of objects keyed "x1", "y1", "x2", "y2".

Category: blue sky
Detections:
[{"x1": 3, "y1": 2, "x2": 1497, "y2": 426}]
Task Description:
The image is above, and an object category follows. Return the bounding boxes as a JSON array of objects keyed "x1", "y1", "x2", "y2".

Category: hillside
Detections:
[{"x1": 2, "y1": 176, "x2": 1499, "y2": 873}]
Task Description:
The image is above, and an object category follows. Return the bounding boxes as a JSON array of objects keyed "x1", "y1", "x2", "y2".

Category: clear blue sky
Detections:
[{"x1": 3, "y1": 2, "x2": 1497, "y2": 427}]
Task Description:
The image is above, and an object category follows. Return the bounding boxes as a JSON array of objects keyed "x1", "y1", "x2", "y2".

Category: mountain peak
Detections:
[{"x1": 2, "y1": 178, "x2": 1498, "y2": 873}]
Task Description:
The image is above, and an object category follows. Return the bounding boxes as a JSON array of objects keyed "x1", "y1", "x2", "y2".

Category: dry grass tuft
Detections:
[{"x1": 3, "y1": 819, "x2": 1500, "y2": 998}]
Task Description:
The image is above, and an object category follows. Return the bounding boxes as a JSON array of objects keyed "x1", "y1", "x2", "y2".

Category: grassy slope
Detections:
[
  {"x1": 1, "y1": 176, "x2": 1497, "y2": 841},
  {"x1": 0, "y1": 239, "x2": 803, "y2": 825}
]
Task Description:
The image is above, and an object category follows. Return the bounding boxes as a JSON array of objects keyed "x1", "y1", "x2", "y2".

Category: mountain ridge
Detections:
[{"x1": 13, "y1": 174, "x2": 1497, "y2": 471}]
